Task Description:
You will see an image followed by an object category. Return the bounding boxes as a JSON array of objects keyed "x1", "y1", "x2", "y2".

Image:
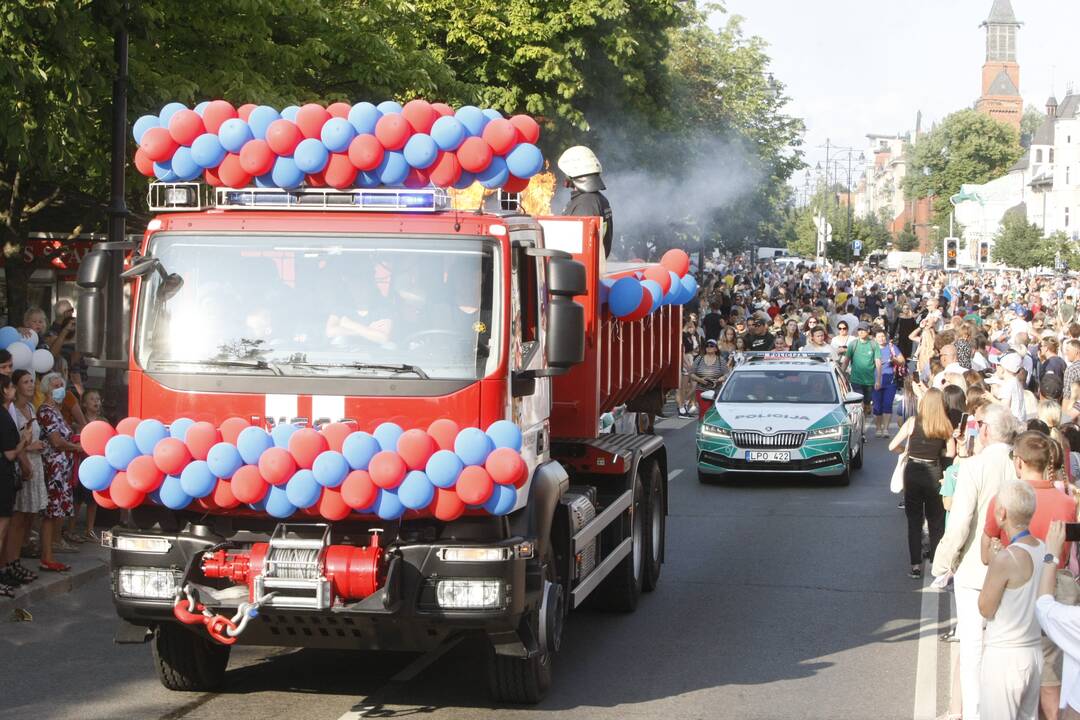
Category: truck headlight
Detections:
[
  {"x1": 807, "y1": 426, "x2": 843, "y2": 440},
  {"x1": 437, "y1": 547, "x2": 512, "y2": 563},
  {"x1": 435, "y1": 579, "x2": 505, "y2": 609},
  {"x1": 117, "y1": 567, "x2": 178, "y2": 600},
  {"x1": 701, "y1": 424, "x2": 731, "y2": 438},
  {"x1": 104, "y1": 532, "x2": 173, "y2": 554}
]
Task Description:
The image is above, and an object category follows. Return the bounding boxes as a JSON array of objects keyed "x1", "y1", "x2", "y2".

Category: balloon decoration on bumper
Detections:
[
  {"x1": 79, "y1": 417, "x2": 529, "y2": 521},
  {"x1": 603, "y1": 249, "x2": 697, "y2": 321},
  {"x1": 133, "y1": 99, "x2": 543, "y2": 192}
]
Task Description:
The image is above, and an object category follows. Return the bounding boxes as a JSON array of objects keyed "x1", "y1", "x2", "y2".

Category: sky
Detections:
[{"x1": 716, "y1": 0, "x2": 1080, "y2": 185}]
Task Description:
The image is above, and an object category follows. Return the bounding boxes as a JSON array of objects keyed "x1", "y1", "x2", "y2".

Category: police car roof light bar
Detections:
[{"x1": 742, "y1": 351, "x2": 832, "y2": 364}]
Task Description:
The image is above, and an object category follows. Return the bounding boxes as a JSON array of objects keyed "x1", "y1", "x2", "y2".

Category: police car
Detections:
[{"x1": 696, "y1": 352, "x2": 866, "y2": 485}]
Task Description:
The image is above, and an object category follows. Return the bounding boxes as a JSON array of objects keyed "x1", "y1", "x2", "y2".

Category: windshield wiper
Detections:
[
  {"x1": 151, "y1": 358, "x2": 284, "y2": 376},
  {"x1": 286, "y1": 361, "x2": 429, "y2": 380}
]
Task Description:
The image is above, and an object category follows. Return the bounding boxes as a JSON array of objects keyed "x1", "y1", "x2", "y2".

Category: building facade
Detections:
[{"x1": 974, "y1": 0, "x2": 1023, "y2": 130}]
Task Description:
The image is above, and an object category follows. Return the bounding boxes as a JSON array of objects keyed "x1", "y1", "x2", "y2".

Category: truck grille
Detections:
[{"x1": 731, "y1": 431, "x2": 805, "y2": 449}]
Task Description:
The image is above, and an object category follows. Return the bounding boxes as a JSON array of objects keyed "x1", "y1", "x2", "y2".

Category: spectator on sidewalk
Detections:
[
  {"x1": 1, "y1": 370, "x2": 48, "y2": 584},
  {"x1": 36, "y1": 372, "x2": 80, "y2": 573},
  {"x1": 0, "y1": 375, "x2": 26, "y2": 597},
  {"x1": 934, "y1": 403, "x2": 1022, "y2": 720},
  {"x1": 1035, "y1": 521, "x2": 1080, "y2": 720}
]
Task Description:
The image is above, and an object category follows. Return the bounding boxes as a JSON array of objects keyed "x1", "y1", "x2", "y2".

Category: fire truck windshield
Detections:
[{"x1": 134, "y1": 233, "x2": 499, "y2": 381}]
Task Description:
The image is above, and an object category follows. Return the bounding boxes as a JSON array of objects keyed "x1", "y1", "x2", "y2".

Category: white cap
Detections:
[{"x1": 1000, "y1": 353, "x2": 1023, "y2": 374}]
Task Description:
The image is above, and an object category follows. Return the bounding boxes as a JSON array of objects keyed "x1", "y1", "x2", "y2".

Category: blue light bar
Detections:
[{"x1": 210, "y1": 186, "x2": 450, "y2": 213}]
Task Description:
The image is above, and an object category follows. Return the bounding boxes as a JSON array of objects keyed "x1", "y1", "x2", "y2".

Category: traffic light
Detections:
[
  {"x1": 944, "y1": 237, "x2": 959, "y2": 270},
  {"x1": 978, "y1": 241, "x2": 990, "y2": 266}
]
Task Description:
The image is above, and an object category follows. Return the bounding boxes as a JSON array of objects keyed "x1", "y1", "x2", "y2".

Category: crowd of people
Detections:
[{"x1": 0, "y1": 301, "x2": 100, "y2": 597}]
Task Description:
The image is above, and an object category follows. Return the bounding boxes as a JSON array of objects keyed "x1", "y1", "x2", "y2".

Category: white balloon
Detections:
[
  {"x1": 20, "y1": 330, "x2": 37, "y2": 350},
  {"x1": 31, "y1": 348, "x2": 54, "y2": 374},
  {"x1": 7, "y1": 342, "x2": 31, "y2": 371}
]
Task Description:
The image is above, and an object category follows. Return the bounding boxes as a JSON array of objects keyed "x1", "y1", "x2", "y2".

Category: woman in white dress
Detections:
[{"x1": 1, "y1": 369, "x2": 48, "y2": 582}]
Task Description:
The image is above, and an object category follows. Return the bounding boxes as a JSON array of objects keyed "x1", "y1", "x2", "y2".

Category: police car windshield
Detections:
[
  {"x1": 718, "y1": 370, "x2": 837, "y2": 404},
  {"x1": 134, "y1": 233, "x2": 498, "y2": 380}
]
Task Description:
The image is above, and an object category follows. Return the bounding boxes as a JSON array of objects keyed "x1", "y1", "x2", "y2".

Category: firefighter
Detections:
[{"x1": 557, "y1": 146, "x2": 613, "y2": 257}]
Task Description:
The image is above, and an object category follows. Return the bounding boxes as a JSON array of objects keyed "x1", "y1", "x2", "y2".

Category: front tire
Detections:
[
  {"x1": 488, "y1": 551, "x2": 558, "y2": 704},
  {"x1": 152, "y1": 622, "x2": 230, "y2": 692},
  {"x1": 851, "y1": 438, "x2": 864, "y2": 470}
]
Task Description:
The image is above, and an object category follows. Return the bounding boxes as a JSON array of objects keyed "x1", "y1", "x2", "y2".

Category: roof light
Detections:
[{"x1": 211, "y1": 186, "x2": 451, "y2": 213}]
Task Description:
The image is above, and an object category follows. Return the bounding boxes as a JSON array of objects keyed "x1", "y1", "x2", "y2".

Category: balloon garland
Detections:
[
  {"x1": 0, "y1": 326, "x2": 54, "y2": 373},
  {"x1": 133, "y1": 99, "x2": 544, "y2": 192},
  {"x1": 603, "y1": 249, "x2": 697, "y2": 321},
  {"x1": 80, "y1": 417, "x2": 528, "y2": 521}
]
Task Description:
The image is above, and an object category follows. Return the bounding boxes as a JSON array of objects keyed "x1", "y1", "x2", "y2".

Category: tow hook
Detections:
[{"x1": 172, "y1": 584, "x2": 274, "y2": 645}]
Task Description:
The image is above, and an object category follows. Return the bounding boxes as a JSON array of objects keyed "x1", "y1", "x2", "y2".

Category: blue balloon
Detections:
[
  {"x1": 255, "y1": 172, "x2": 276, "y2": 188},
  {"x1": 0, "y1": 326, "x2": 20, "y2": 349},
  {"x1": 342, "y1": 432, "x2": 380, "y2": 470},
  {"x1": 356, "y1": 170, "x2": 381, "y2": 188},
  {"x1": 158, "y1": 102, "x2": 187, "y2": 126},
  {"x1": 377, "y1": 100, "x2": 404, "y2": 115},
  {"x1": 609, "y1": 277, "x2": 644, "y2": 317},
  {"x1": 105, "y1": 435, "x2": 140, "y2": 472},
  {"x1": 190, "y1": 133, "x2": 227, "y2": 169},
  {"x1": 663, "y1": 271, "x2": 681, "y2": 305},
  {"x1": 599, "y1": 278, "x2": 614, "y2": 306},
  {"x1": 430, "y1": 116, "x2": 466, "y2": 151},
  {"x1": 477, "y1": 156, "x2": 509, "y2": 189},
  {"x1": 680, "y1": 274, "x2": 698, "y2": 303},
  {"x1": 78, "y1": 455, "x2": 116, "y2": 491},
  {"x1": 170, "y1": 147, "x2": 200, "y2": 180},
  {"x1": 312, "y1": 451, "x2": 349, "y2": 488},
  {"x1": 265, "y1": 485, "x2": 297, "y2": 518},
  {"x1": 373, "y1": 489, "x2": 405, "y2": 519},
  {"x1": 454, "y1": 427, "x2": 494, "y2": 466},
  {"x1": 455, "y1": 106, "x2": 488, "y2": 136},
  {"x1": 249, "y1": 495, "x2": 269, "y2": 512},
  {"x1": 293, "y1": 138, "x2": 329, "y2": 174},
  {"x1": 237, "y1": 426, "x2": 274, "y2": 465},
  {"x1": 373, "y1": 422, "x2": 404, "y2": 452},
  {"x1": 398, "y1": 471, "x2": 435, "y2": 510},
  {"x1": 505, "y1": 143, "x2": 544, "y2": 179},
  {"x1": 248, "y1": 105, "x2": 281, "y2": 139},
  {"x1": 206, "y1": 442, "x2": 244, "y2": 479},
  {"x1": 641, "y1": 279, "x2": 663, "y2": 313},
  {"x1": 169, "y1": 417, "x2": 195, "y2": 441},
  {"x1": 133, "y1": 115, "x2": 160, "y2": 145},
  {"x1": 218, "y1": 118, "x2": 253, "y2": 153},
  {"x1": 149, "y1": 488, "x2": 163, "y2": 505},
  {"x1": 281, "y1": 105, "x2": 300, "y2": 121},
  {"x1": 426, "y1": 450, "x2": 463, "y2": 489},
  {"x1": 403, "y1": 133, "x2": 438, "y2": 169},
  {"x1": 134, "y1": 419, "x2": 169, "y2": 456},
  {"x1": 669, "y1": 277, "x2": 690, "y2": 306},
  {"x1": 180, "y1": 460, "x2": 217, "y2": 498},
  {"x1": 153, "y1": 160, "x2": 178, "y2": 182},
  {"x1": 348, "y1": 102, "x2": 382, "y2": 135},
  {"x1": 483, "y1": 484, "x2": 517, "y2": 515},
  {"x1": 482, "y1": 108, "x2": 504, "y2": 122},
  {"x1": 321, "y1": 117, "x2": 356, "y2": 153},
  {"x1": 271, "y1": 156, "x2": 304, "y2": 189},
  {"x1": 285, "y1": 469, "x2": 321, "y2": 508},
  {"x1": 452, "y1": 171, "x2": 475, "y2": 189},
  {"x1": 194, "y1": 101, "x2": 211, "y2": 116},
  {"x1": 376, "y1": 151, "x2": 409, "y2": 186},
  {"x1": 271, "y1": 423, "x2": 298, "y2": 448},
  {"x1": 486, "y1": 420, "x2": 523, "y2": 451},
  {"x1": 159, "y1": 475, "x2": 192, "y2": 510}
]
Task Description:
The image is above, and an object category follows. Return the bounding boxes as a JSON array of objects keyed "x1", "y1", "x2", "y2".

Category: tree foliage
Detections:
[
  {"x1": 991, "y1": 212, "x2": 1079, "y2": 269},
  {"x1": 1021, "y1": 103, "x2": 1046, "y2": 141}
]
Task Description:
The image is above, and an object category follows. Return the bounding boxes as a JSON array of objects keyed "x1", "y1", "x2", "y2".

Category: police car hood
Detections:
[{"x1": 710, "y1": 403, "x2": 842, "y2": 432}]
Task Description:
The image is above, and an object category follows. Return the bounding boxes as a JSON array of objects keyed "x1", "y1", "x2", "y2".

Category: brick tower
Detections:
[{"x1": 975, "y1": 0, "x2": 1022, "y2": 130}]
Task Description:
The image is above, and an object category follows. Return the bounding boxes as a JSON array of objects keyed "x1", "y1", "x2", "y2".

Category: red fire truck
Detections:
[{"x1": 77, "y1": 183, "x2": 679, "y2": 703}]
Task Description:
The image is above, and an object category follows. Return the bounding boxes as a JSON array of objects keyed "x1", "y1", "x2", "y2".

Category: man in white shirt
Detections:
[
  {"x1": 1036, "y1": 521, "x2": 1080, "y2": 720},
  {"x1": 801, "y1": 326, "x2": 838, "y2": 362},
  {"x1": 933, "y1": 403, "x2": 1021, "y2": 720}
]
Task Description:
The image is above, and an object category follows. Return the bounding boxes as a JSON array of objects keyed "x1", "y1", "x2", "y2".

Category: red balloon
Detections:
[
  {"x1": 323, "y1": 153, "x2": 357, "y2": 189},
  {"x1": 624, "y1": 285, "x2": 653, "y2": 322},
  {"x1": 218, "y1": 153, "x2": 252, "y2": 188},
  {"x1": 397, "y1": 430, "x2": 436, "y2": 471},
  {"x1": 456, "y1": 466, "x2": 494, "y2": 505},
  {"x1": 305, "y1": 171, "x2": 327, "y2": 187},
  {"x1": 644, "y1": 265, "x2": 673, "y2": 294},
  {"x1": 341, "y1": 470, "x2": 377, "y2": 509},
  {"x1": 295, "y1": 103, "x2": 330, "y2": 139},
  {"x1": 374, "y1": 114, "x2": 411, "y2": 151},
  {"x1": 431, "y1": 102, "x2": 455, "y2": 117},
  {"x1": 481, "y1": 118, "x2": 518, "y2": 155},
  {"x1": 110, "y1": 472, "x2": 146, "y2": 509},
  {"x1": 427, "y1": 151, "x2": 462, "y2": 188},
  {"x1": 212, "y1": 478, "x2": 240, "y2": 509},
  {"x1": 116, "y1": 417, "x2": 141, "y2": 436},
  {"x1": 403, "y1": 168, "x2": 429, "y2": 189},
  {"x1": 134, "y1": 148, "x2": 155, "y2": 177},
  {"x1": 153, "y1": 437, "x2": 191, "y2": 476},
  {"x1": 195, "y1": 496, "x2": 219, "y2": 512},
  {"x1": 369, "y1": 451, "x2": 406, "y2": 489},
  {"x1": 320, "y1": 422, "x2": 352, "y2": 453},
  {"x1": 457, "y1": 137, "x2": 494, "y2": 173},
  {"x1": 348, "y1": 134, "x2": 384, "y2": 171},
  {"x1": 266, "y1": 119, "x2": 303, "y2": 155},
  {"x1": 231, "y1": 465, "x2": 269, "y2": 503},
  {"x1": 237, "y1": 103, "x2": 257, "y2": 121},
  {"x1": 327, "y1": 102, "x2": 352, "y2": 119},
  {"x1": 485, "y1": 448, "x2": 526, "y2": 486},
  {"x1": 509, "y1": 114, "x2": 541, "y2": 144},
  {"x1": 239, "y1": 139, "x2": 275, "y2": 176},
  {"x1": 93, "y1": 488, "x2": 118, "y2": 510},
  {"x1": 139, "y1": 127, "x2": 178, "y2": 162},
  {"x1": 127, "y1": 455, "x2": 165, "y2": 493},
  {"x1": 185, "y1": 422, "x2": 220, "y2": 461},
  {"x1": 81, "y1": 420, "x2": 116, "y2": 456},
  {"x1": 168, "y1": 109, "x2": 205, "y2": 146},
  {"x1": 289, "y1": 428, "x2": 328, "y2": 470},
  {"x1": 202, "y1": 100, "x2": 238, "y2": 134},
  {"x1": 503, "y1": 175, "x2": 529, "y2": 193},
  {"x1": 431, "y1": 487, "x2": 465, "y2": 521},
  {"x1": 219, "y1": 417, "x2": 250, "y2": 445},
  {"x1": 204, "y1": 167, "x2": 224, "y2": 186},
  {"x1": 427, "y1": 419, "x2": 460, "y2": 451},
  {"x1": 259, "y1": 447, "x2": 297, "y2": 486},
  {"x1": 402, "y1": 99, "x2": 437, "y2": 134},
  {"x1": 317, "y1": 487, "x2": 351, "y2": 520},
  {"x1": 514, "y1": 460, "x2": 530, "y2": 488},
  {"x1": 661, "y1": 248, "x2": 691, "y2": 277}
]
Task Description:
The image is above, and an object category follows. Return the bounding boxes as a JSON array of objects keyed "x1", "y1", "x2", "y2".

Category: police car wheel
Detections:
[{"x1": 851, "y1": 439, "x2": 864, "y2": 470}]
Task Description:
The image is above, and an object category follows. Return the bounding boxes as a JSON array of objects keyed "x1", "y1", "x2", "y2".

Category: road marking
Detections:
[
  {"x1": 913, "y1": 570, "x2": 943, "y2": 720},
  {"x1": 335, "y1": 636, "x2": 464, "y2": 719},
  {"x1": 668, "y1": 469, "x2": 683, "y2": 481}
]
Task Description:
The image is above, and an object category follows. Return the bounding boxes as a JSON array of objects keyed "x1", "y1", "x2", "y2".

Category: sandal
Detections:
[
  {"x1": 0, "y1": 583, "x2": 14, "y2": 598},
  {"x1": 0, "y1": 567, "x2": 22, "y2": 587},
  {"x1": 9, "y1": 561, "x2": 36, "y2": 583},
  {"x1": 39, "y1": 560, "x2": 70, "y2": 573}
]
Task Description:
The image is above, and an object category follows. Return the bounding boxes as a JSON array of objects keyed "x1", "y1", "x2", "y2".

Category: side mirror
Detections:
[
  {"x1": 548, "y1": 257, "x2": 586, "y2": 297},
  {"x1": 76, "y1": 250, "x2": 109, "y2": 358},
  {"x1": 844, "y1": 391, "x2": 864, "y2": 404},
  {"x1": 546, "y1": 258, "x2": 585, "y2": 369},
  {"x1": 700, "y1": 390, "x2": 716, "y2": 402}
]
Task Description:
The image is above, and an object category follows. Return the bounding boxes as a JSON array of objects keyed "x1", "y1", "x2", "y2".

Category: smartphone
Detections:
[
  {"x1": 963, "y1": 414, "x2": 978, "y2": 455},
  {"x1": 1066, "y1": 523, "x2": 1080, "y2": 542}
]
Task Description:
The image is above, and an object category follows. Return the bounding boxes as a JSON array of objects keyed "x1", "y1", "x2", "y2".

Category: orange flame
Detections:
[{"x1": 520, "y1": 170, "x2": 556, "y2": 216}]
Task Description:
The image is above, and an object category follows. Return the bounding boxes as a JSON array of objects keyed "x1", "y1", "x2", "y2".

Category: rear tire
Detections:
[
  {"x1": 593, "y1": 473, "x2": 644, "y2": 612},
  {"x1": 152, "y1": 622, "x2": 230, "y2": 692},
  {"x1": 643, "y1": 463, "x2": 665, "y2": 592}
]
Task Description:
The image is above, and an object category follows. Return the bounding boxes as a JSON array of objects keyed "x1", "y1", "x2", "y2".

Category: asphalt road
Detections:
[{"x1": 1, "y1": 418, "x2": 950, "y2": 720}]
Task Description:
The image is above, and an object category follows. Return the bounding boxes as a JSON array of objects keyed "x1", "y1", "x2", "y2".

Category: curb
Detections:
[{"x1": 2, "y1": 548, "x2": 110, "y2": 616}]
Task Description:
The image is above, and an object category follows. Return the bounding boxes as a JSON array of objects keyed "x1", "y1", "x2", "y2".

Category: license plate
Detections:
[{"x1": 745, "y1": 451, "x2": 790, "y2": 462}]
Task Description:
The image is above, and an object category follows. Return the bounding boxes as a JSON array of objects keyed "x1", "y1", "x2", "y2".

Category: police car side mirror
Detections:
[
  {"x1": 844, "y1": 391, "x2": 864, "y2": 404},
  {"x1": 700, "y1": 390, "x2": 716, "y2": 402}
]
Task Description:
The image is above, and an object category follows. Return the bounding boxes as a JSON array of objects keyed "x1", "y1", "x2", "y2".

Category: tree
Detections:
[
  {"x1": 1021, "y1": 104, "x2": 1045, "y2": 141},
  {"x1": 992, "y1": 212, "x2": 1048, "y2": 269},
  {"x1": 893, "y1": 224, "x2": 919, "y2": 252}
]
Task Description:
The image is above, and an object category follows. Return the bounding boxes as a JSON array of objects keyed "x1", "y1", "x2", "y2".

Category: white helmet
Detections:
[{"x1": 557, "y1": 146, "x2": 602, "y2": 179}]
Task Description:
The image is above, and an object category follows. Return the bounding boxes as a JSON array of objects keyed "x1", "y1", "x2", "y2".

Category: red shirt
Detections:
[{"x1": 984, "y1": 481, "x2": 1076, "y2": 568}]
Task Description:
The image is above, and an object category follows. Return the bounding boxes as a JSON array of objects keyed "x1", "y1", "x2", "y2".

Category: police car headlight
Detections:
[
  {"x1": 701, "y1": 424, "x2": 730, "y2": 438},
  {"x1": 807, "y1": 426, "x2": 843, "y2": 440}
]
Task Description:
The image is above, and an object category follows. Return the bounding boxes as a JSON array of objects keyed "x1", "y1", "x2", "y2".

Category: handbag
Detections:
[
  {"x1": 890, "y1": 451, "x2": 907, "y2": 494},
  {"x1": 890, "y1": 344, "x2": 908, "y2": 379}
]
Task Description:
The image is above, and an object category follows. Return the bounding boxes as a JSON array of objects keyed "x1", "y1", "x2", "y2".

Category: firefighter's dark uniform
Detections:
[{"x1": 563, "y1": 188, "x2": 613, "y2": 258}]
